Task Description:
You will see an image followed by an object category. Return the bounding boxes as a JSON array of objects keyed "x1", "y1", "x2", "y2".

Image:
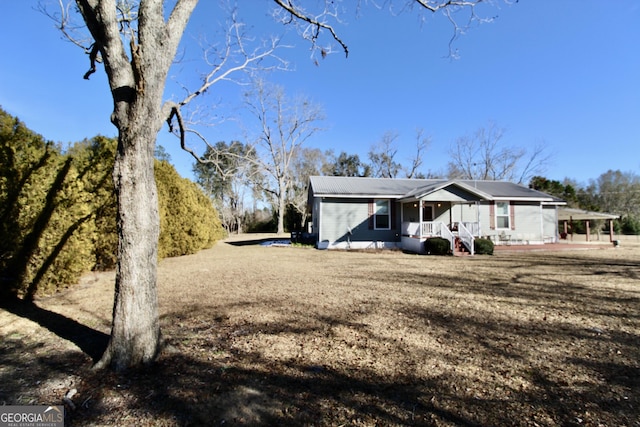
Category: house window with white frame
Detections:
[
  {"x1": 496, "y1": 201, "x2": 510, "y2": 229},
  {"x1": 374, "y1": 199, "x2": 390, "y2": 230}
]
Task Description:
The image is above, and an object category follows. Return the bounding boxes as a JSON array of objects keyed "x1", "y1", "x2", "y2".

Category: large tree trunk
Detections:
[
  {"x1": 277, "y1": 178, "x2": 286, "y2": 235},
  {"x1": 77, "y1": 0, "x2": 198, "y2": 371},
  {"x1": 95, "y1": 123, "x2": 161, "y2": 370}
]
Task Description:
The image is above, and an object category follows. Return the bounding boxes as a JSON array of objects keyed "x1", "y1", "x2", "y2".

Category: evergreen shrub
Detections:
[
  {"x1": 474, "y1": 238, "x2": 494, "y2": 255},
  {"x1": 1, "y1": 109, "x2": 225, "y2": 298},
  {"x1": 424, "y1": 237, "x2": 451, "y2": 255}
]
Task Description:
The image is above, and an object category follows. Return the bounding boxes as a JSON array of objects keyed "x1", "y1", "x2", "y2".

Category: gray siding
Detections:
[
  {"x1": 319, "y1": 198, "x2": 400, "y2": 245},
  {"x1": 542, "y1": 205, "x2": 558, "y2": 241},
  {"x1": 478, "y1": 202, "x2": 545, "y2": 241}
]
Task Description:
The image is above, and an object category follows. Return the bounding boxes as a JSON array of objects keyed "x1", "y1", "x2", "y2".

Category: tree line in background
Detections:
[
  {"x1": 0, "y1": 108, "x2": 225, "y2": 300},
  {"x1": 530, "y1": 173, "x2": 640, "y2": 235},
  {"x1": 194, "y1": 114, "x2": 640, "y2": 236}
]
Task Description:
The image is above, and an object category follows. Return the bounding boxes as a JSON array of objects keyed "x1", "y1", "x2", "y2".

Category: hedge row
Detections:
[{"x1": 0, "y1": 108, "x2": 225, "y2": 299}]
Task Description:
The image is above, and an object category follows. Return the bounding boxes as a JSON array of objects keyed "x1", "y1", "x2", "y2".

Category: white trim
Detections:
[
  {"x1": 316, "y1": 193, "x2": 406, "y2": 199},
  {"x1": 325, "y1": 241, "x2": 401, "y2": 250},
  {"x1": 492, "y1": 197, "x2": 554, "y2": 202},
  {"x1": 422, "y1": 202, "x2": 435, "y2": 222},
  {"x1": 374, "y1": 199, "x2": 391, "y2": 230},
  {"x1": 495, "y1": 201, "x2": 511, "y2": 230}
]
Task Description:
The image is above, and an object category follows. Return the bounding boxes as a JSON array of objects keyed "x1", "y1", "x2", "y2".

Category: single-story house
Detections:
[{"x1": 307, "y1": 176, "x2": 567, "y2": 255}]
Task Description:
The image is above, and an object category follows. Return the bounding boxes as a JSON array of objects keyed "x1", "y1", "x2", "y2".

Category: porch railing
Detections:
[
  {"x1": 404, "y1": 221, "x2": 482, "y2": 254},
  {"x1": 457, "y1": 222, "x2": 475, "y2": 255},
  {"x1": 439, "y1": 223, "x2": 455, "y2": 252},
  {"x1": 460, "y1": 221, "x2": 480, "y2": 237},
  {"x1": 421, "y1": 221, "x2": 435, "y2": 236}
]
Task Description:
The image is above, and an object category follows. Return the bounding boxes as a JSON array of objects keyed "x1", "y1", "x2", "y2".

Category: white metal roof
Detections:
[
  {"x1": 558, "y1": 208, "x2": 620, "y2": 221},
  {"x1": 308, "y1": 176, "x2": 561, "y2": 202}
]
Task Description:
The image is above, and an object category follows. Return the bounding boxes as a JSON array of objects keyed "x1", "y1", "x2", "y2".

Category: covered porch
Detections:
[{"x1": 400, "y1": 200, "x2": 480, "y2": 255}]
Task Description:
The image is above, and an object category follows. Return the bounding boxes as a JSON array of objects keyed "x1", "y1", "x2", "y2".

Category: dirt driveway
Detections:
[{"x1": 1, "y1": 234, "x2": 639, "y2": 426}]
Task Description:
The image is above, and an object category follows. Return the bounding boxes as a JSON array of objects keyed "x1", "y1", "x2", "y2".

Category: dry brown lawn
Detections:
[{"x1": 1, "y1": 235, "x2": 639, "y2": 426}]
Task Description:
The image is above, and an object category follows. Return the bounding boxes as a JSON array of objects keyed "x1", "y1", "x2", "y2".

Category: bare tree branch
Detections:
[
  {"x1": 447, "y1": 122, "x2": 550, "y2": 183},
  {"x1": 405, "y1": 128, "x2": 431, "y2": 178},
  {"x1": 272, "y1": 0, "x2": 349, "y2": 58},
  {"x1": 243, "y1": 79, "x2": 325, "y2": 233},
  {"x1": 516, "y1": 140, "x2": 551, "y2": 185},
  {"x1": 175, "y1": 14, "x2": 287, "y2": 109}
]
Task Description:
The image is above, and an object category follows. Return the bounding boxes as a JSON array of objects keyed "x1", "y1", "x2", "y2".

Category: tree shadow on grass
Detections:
[
  {"x1": 2, "y1": 298, "x2": 639, "y2": 426},
  {"x1": 0, "y1": 298, "x2": 108, "y2": 363},
  {"x1": 2, "y1": 250, "x2": 639, "y2": 425},
  {"x1": 65, "y1": 349, "x2": 484, "y2": 426}
]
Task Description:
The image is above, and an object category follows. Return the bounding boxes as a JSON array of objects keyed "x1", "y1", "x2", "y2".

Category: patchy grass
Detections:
[{"x1": 1, "y1": 235, "x2": 639, "y2": 426}]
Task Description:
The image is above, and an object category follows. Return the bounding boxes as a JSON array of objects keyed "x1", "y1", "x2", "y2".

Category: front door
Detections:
[{"x1": 422, "y1": 203, "x2": 435, "y2": 221}]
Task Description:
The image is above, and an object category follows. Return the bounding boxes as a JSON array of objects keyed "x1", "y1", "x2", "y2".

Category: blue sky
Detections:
[{"x1": 1, "y1": 1, "x2": 639, "y2": 186}]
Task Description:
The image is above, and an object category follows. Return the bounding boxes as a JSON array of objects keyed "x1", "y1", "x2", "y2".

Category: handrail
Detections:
[
  {"x1": 461, "y1": 221, "x2": 480, "y2": 236},
  {"x1": 457, "y1": 222, "x2": 475, "y2": 255},
  {"x1": 437, "y1": 222, "x2": 455, "y2": 252}
]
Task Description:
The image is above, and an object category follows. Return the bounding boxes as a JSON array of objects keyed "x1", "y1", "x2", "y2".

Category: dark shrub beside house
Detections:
[
  {"x1": 425, "y1": 237, "x2": 451, "y2": 255},
  {"x1": 474, "y1": 238, "x2": 494, "y2": 255}
]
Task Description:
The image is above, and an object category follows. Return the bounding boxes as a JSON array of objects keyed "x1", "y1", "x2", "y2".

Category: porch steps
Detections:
[{"x1": 453, "y1": 237, "x2": 471, "y2": 256}]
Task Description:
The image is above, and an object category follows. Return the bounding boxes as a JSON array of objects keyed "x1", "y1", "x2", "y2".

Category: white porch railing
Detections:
[
  {"x1": 457, "y1": 222, "x2": 475, "y2": 255},
  {"x1": 402, "y1": 221, "x2": 456, "y2": 252},
  {"x1": 439, "y1": 223, "x2": 455, "y2": 252},
  {"x1": 403, "y1": 221, "x2": 480, "y2": 254},
  {"x1": 421, "y1": 221, "x2": 435, "y2": 236},
  {"x1": 461, "y1": 221, "x2": 480, "y2": 237}
]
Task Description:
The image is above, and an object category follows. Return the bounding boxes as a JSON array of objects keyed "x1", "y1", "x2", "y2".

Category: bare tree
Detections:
[
  {"x1": 289, "y1": 147, "x2": 329, "y2": 224},
  {"x1": 45, "y1": 1, "x2": 285, "y2": 370},
  {"x1": 447, "y1": 122, "x2": 549, "y2": 183},
  {"x1": 369, "y1": 131, "x2": 402, "y2": 178},
  {"x1": 45, "y1": 0, "x2": 502, "y2": 370},
  {"x1": 405, "y1": 128, "x2": 432, "y2": 179},
  {"x1": 193, "y1": 141, "x2": 259, "y2": 234},
  {"x1": 368, "y1": 129, "x2": 431, "y2": 178},
  {"x1": 244, "y1": 79, "x2": 324, "y2": 234}
]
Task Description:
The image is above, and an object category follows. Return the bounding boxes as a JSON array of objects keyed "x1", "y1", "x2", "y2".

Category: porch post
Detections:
[
  {"x1": 586, "y1": 220, "x2": 590, "y2": 242},
  {"x1": 609, "y1": 219, "x2": 614, "y2": 242},
  {"x1": 570, "y1": 216, "x2": 574, "y2": 241},
  {"x1": 418, "y1": 201, "x2": 423, "y2": 238},
  {"x1": 476, "y1": 201, "x2": 481, "y2": 237}
]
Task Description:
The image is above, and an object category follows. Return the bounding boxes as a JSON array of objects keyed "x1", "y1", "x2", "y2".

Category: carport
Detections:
[{"x1": 558, "y1": 208, "x2": 620, "y2": 242}]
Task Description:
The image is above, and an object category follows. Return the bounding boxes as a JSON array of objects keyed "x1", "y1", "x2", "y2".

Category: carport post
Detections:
[
  {"x1": 586, "y1": 220, "x2": 590, "y2": 242},
  {"x1": 609, "y1": 219, "x2": 614, "y2": 243},
  {"x1": 570, "y1": 216, "x2": 574, "y2": 241}
]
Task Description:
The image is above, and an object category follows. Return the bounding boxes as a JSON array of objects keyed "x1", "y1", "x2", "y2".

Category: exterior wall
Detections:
[
  {"x1": 449, "y1": 203, "x2": 479, "y2": 227},
  {"x1": 311, "y1": 197, "x2": 321, "y2": 235},
  {"x1": 317, "y1": 198, "x2": 401, "y2": 249},
  {"x1": 314, "y1": 195, "x2": 560, "y2": 249},
  {"x1": 478, "y1": 201, "x2": 546, "y2": 244},
  {"x1": 401, "y1": 236, "x2": 423, "y2": 253},
  {"x1": 542, "y1": 205, "x2": 559, "y2": 243}
]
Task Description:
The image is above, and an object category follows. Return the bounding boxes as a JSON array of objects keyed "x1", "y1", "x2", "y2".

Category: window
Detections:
[
  {"x1": 374, "y1": 199, "x2": 390, "y2": 230},
  {"x1": 496, "y1": 202, "x2": 510, "y2": 229}
]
